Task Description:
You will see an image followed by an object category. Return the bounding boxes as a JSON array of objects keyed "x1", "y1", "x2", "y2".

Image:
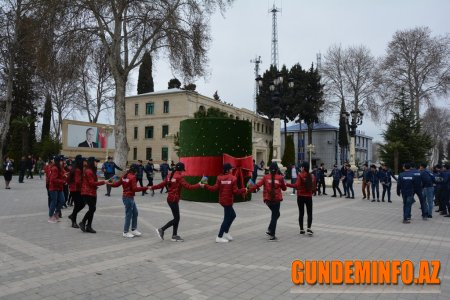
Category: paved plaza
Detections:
[{"x1": 0, "y1": 176, "x2": 449, "y2": 300}]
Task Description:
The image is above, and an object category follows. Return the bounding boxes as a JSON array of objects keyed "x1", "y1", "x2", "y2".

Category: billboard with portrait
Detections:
[{"x1": 67, "y1": 124, "x2": 115, "y2": 149}]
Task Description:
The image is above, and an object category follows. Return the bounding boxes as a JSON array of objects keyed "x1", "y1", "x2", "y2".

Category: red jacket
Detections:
[
  {"x1": 111, "y1": 173, "x2": 147, "y2": 198},
  {"x1": 286, "y1": 171, "x2": 316, "y2": 197},
  {"x1": 151, "y1": 172, "x2": 200, "y2": 203},
  {"x1": 44, "y1": 164, "x2": 52, "y2": 185},
  {"x1": 81, "y1": 168, "x2": 105, "y2": 197},
  {"x1": 48, "y1": 165, "x2": 66, "y2": 192},
  {"x1": 204, "y1": 173, "x2": 246, "y2": 206},
  {"x1": 68, "y1": 168, "x2": 82, "y2": 193},
  {"x1": 250, "y1": 173, "x2": 286, "y2": 202}
]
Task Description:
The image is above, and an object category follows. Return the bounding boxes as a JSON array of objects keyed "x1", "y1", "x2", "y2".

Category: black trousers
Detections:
[
  {"x1": 105, "y1": 173, "x2": 113, "y2": 195},
  {"x1": 162, "y1": 201, "x2": 180, "y2": 236},
  {"x1": 26, "y1": 168, "x2": 33, "y2": 179},
  {"x1": 81, "y1": 195, "x2": 97, "y2": 227},
  {"x1": 317, "y1": 179, "x2": 326, "y2": 194},
  {"x1": 19, "y1": 170, "x2": 25, "y2": 183},
  {"x1": 266, "y1": 201, "x2": 280, "y2": 236},
  {"x1": 332, "y1": 180, "x2": 342, "y2": 196},
  {"x1": 297, "y1": 196, "x2": 313, "y2": 230},
  {"x1": 160, "y1": 174, "x2": 168, "y2": 193},
  {"x1": 218, "y1": 205, "x2": 236, "y2": 237},
  {"x1": 70, "y1": 192, "x2": 85, "y2": 223}
]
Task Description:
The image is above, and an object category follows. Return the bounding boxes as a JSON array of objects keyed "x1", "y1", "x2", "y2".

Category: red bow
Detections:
[{"x1": 223, "y1": 154, "x2": 253, "y2": 188}]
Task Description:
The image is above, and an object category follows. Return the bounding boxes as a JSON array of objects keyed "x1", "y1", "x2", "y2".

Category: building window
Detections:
[
  {"x1": 163, "y1": 100, "x2": 169, "y2": 113},
  {"x1": 162, "y1": 147, "x2": 168, "y2": 161},
  {"x1": 133, "y1": 147, "x2": 137, "y2": 160},
  {"x1": 145, "y1": 102, "x2": 154, "y2": 115},
  {"x1": 146, "y1": 148, "x2": 152, "y2": 160},
  {"x1": 145, "y1": 126, "x2": 154, "y2": 139},
  {"x1": 257, "y1": 123, "x2": 260, "y2": 132},
  {"x1": 134, "y1": 127, "x2": 138, "y2": 139},
  {"x1": 162, "y1": 125, "x2": 169, "y2": 138},
  {"x1": 134, "y1": 103, "x2": 139, "y2": 116},
  {"x1": 265, "y1": 125, "x2": 268, "y2": 134},
  {"x1": 261, "y1": 124, "x2": 264, "y2": 133}
]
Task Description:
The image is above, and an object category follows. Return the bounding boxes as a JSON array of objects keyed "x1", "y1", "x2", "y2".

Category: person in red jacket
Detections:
[
  {"x1": 48, "y1": 156, "x2": 67, "y2": 223},
  {"x1": 44, "y1": 157, "x2": 54, "y2": 209},
  {"x1": 249, "y1": 162, "x2": 286, "y2": 241},
  {"x1": 286, "y1": 162, "x2": 316, "y2": 236},
  {"x1": 203, "y1": 163, "x2": 247, "y2": 243},
  {"x1": 79, "y1": 157, "x2": 106, "y2": 233},
  {"x1": 109, "y1": 164, "x2": 149, "y2": 238},
  {"x1": 151, "y1": 162, "x2": 201, "y2": 242},
  {"x1": 67, "y1": 155, "x2": 84, "y2": 228}
]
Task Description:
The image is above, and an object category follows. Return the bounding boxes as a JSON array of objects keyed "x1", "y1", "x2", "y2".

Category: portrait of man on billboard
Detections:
[{"x1": 78, "y1": 128, "x2": 99, "y2": 148}]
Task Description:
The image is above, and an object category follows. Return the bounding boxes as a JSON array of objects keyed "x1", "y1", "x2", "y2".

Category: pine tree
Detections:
[
  {"x1": 213, "y1": 91, "x2": 220, "y2": 101},
  {"x1": 379, "y1": 90, "x2": 433, "y2": 174},
  {"x1": 41, "y1": 95, "x2": 52, "y2": 140},
  {"x1": 168, "y1": 78, "x2": 181, "y2": 89},
  {"x1": 183, "y1": 83, "x2": 196, "y2": 91},
  {"x1": 281, "y1": 135, "x2": 295, "y2": 171},
  {"x1": 137, "y1": 52, "x2": 154, "y2": 94}
]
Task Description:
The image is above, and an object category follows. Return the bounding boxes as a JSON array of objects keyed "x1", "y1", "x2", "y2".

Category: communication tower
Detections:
[
  {"x1": 269, "y1": 4, "x2": 281, "y2": 69},
  {"x1": 250, "y1": 56, "x2": 262, "y2": 113}
]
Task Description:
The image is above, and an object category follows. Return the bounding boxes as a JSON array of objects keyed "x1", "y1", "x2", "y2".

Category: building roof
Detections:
[
  {"x1": 282, "y1": 122, "x2": 373, "y2": 139},
  {"x1": 126, "y1": 88, "x2": 192, "y2": 99}
]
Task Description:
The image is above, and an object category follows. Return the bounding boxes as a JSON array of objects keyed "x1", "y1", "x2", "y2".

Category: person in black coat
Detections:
[
  {"x1": 3, "y1": 157, "x2": 14, "y2": 189},
  {"x1": 18, "y1": 156, "x2": 26, "y2": 183}
]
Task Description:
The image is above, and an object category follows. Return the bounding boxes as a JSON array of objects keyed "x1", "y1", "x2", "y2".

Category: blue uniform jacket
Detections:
[
  {"x1": 329, "y1": 169, "x2": 342, "y2": 181},
  {"x1": 420, "y1": 170, "x2": 434, "y2": 188},
  {"x1": 397, "y1": 170, "x2": 415, "y2": 197}
]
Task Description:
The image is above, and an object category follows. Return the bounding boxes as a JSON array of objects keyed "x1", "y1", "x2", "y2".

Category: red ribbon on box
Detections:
[{"x1": 180, "y1": 154, "x2": 253, "y2": 187}]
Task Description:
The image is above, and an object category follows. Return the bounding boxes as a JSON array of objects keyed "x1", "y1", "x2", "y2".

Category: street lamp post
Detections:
[
  {"x1": 341, "y1": 109, "x2": 363, "y2": 170},
  {"x1": 256, "y1": 72, "x2": 293, "y2": 172}
]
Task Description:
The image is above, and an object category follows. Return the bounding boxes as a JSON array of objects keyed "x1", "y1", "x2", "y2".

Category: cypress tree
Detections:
[
  {"x1": 281, "y1": 135, "x2": 295, "y2": 170},
  {"x1": 41, "y1": 95, "x2": 52, "y2": 140},
  {"x1": 137, "y1": 52, "x2": 154, "y2": 94}
]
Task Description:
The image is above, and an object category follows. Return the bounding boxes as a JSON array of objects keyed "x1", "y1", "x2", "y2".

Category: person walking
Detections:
[
  {"x1": 110, "y1": 164, "x2": 149, "y2": 238},
  {"x1": 290, "y1": 164, "x2": 298, "y2": 195},
  {"x1": 317, "y1": 163, "x2": 327, "y2": 195},
  {"x1": 251, "y1": 159, "x2": 263, "y2": 192},
  {"x1": 434, "y1": 165, "x2": 447, "y2": 215},
  {"x1": 158, "y1": 159, "x2": 170, "y2": 193},
  {"x1": 102, "y1": 156, "x2": 123, "y2": 197},
  {"x1": 18, "y1": 156, "x2": 26, "y2": 183},
  {"x1": 3, "y1": 157, "x2": 14, "y2": 189},
  {"x1": 411, "y1": 163, "x2": 428, "y2": 220},
  {"x1": 345, "y1": 164, "x2": 355, "y2": 199},
  {"x1": 203, "y1": 163, "x2": 247, "y2": 243},
  {"x1": 144, "y1": 159, "x2": 155, "y2": 187},
  {"x1": 341, "y1": 164, "x2": 348, "y2": 197},
  {"x1": 48, "y1": 156, "x2": 66, "y2": 223},
  {"x1": 249, "y1": 162, "x2": 287, "y2": 241},
  {"x1": 360, "y1": 163, "x2": 371, "y2": 200},
  {"x1": 379, "y1": 164, "x2": 397, "y2": 203},
  {"x1": 35, "y1": 157, "x2": 45, "y2": 180},
  {"x1": 25, "y1": 155, "x2": 34, "y2": 179},
  {"x1": 328, "y1": 165, "x2": 343, "y2": 197},
  {"x1": 151, "y1": 162, "x2": 201, "y2": 242},
  {"x1": 287, "y1": 162, "x2": 316, "y2": 236},
  {"x1": 369, "y1": 165, "x2": 380, "y2": 202},
  {"x1": 419, "y1": 163, "x2": 434, "y2": 218},
  {"x1": 397, "y1": 163, "x2": 416, "y2": 223},
  {"x1": 67, "y1": 155, "x2": 84, "y2": 228},
  {"x1": 79, "y1": 157, "x2": 106, "y2": 233}
]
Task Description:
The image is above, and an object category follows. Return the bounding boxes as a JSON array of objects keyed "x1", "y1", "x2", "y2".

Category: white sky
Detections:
[{"x1": 125, "y1": 0, "x2": 450, "y2": 142}]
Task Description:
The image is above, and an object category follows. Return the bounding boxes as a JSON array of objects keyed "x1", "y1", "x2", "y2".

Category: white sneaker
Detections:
[
  {"x1": 48, "y1": 217, "x2": 57, "y2": 224},
  {"x1": 216, "y1": 236, "x2": 229, "y2": 243},
  {"x1": 131, "y1": 230, "x2": 142, "y2": 237},
  {"x1": 223, "y1": 233, "x2": 233, "y2": 241},
  {"x1": 123, "y1": 232, "x2": 134, "y2": 238}
]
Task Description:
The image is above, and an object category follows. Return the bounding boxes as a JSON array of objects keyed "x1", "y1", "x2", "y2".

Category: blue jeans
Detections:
[
  {"x1": 49, "y1": 190, "x2": 65, "y2": 217},
  {"x1": 415, "y1": 190, "x2": 427, "y2": 217},
  {"x1": 218, "y1": 205, "x2": 236, "y2": 237},
  {"x1": 402, "y1": 195, "x2": 413, "y2": 220},
  {"x1": 123, "y1": 197, "x2": 138, "y2": 232},
  {"x1": 291, "y1": 178, "x2": 297, "y2": 194},
  {"x1": 422, "y1": 187, "x2": 434, "y2": 217},
  {"x1": 371, "y1": 182, "x2": 379, "y2": 200},
  {"x1": 347, "y1": 180, "x2": 354, "y2": 198}
]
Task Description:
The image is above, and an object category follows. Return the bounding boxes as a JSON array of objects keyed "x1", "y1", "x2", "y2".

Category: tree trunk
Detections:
[
  {"x1": 113, "y1": 76, "x2": 129, "y2": 168},
  {"x1": 394, "y1": 149, "x2": 399, "y2": 175}
]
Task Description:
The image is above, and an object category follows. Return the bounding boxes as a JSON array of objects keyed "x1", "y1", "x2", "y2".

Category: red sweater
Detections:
[
  {"x1": 68, "y1": 168, "x2": 82, "y2": 193},
  {"x1": 111, "y1": 173, "x2": 147, "y2": 197},
  {"x1": 151, "y1": 172, "x2": 200, "y2": 203},
  {"x1": 48, "y1": 166, "x2": 66, "y2": 191},
  {"x1": 250, "y1": 173, "x2": 286, "y2": 202},
  {"x1": 81, "y1": 168, "x2": 105, "y2": 197},
  {"x1": 204, "y1": 173, "x2": 246, "y2": 206},
  {"x1": 44, "y1": 164, "x2": 52, "y2": 185},
  {"x1": 286, "y1": 171, "x2": 316, "y2": 197}
]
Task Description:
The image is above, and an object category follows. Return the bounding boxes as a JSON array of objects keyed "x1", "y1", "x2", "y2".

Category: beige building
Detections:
[{"x1": 125, "y1": 88, "x2": 273, "y2": 164}]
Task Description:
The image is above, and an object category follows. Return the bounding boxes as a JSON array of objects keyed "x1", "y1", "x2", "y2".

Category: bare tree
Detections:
[
  {"x1": 76, "y1": 41, "x2": 114, "y2": 123},
  {"x1": 0, "y1": 0, "x2": 36, "y2": 164},
  {"x1": 322, "y1": 44, "x2": 378, "y2": 118},
  {"x1": 62, "y1": 0, "x2": 232, "y2": 166},
  {"x1": 422, "y1": 106, "x2": 450, "y2": 166},
  {"x1": 379, "y1": 27, "x2": 450, "y2": 119}
]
